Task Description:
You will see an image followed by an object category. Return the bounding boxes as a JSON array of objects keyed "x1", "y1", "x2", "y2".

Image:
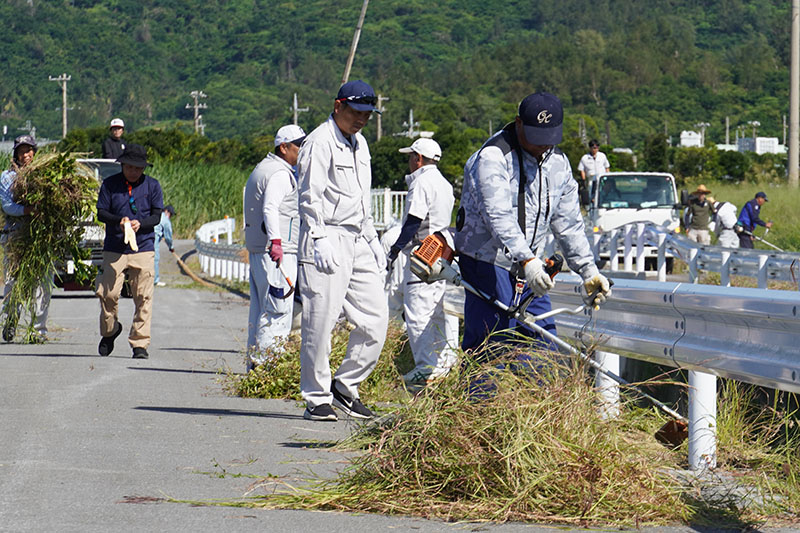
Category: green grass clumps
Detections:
[
  {"x1": 226, "y1": 320, "x2": 414, "y2": 404},
  {"x1": 251, "y1": 348, "x2": 690, "y2": 527},
  {"x1": 2, "y1": 153, "x2": 98, "y2": 342}
]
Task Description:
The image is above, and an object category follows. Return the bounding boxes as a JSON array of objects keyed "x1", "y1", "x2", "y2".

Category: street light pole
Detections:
[
  {"x1": 376, "y1": 94, "x2": 389, "y2": 141},
  {"x1": 790, "y1": 0, "x2": 799, "y2": 186},
  {"x1": 185, "y1": 91, "x2": 208, "y2": 135},
  {"x1": 341, "y1": 0, "x2": 369, "y2": 84}
]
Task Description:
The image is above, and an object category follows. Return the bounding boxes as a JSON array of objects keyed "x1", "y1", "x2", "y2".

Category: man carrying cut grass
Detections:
[
  {"x1": 95, "y1": 144, "x2": 163, "y2": 359},
  {"x1": 0, "y1": 135, "x2": 50, "y2": 342},
  {"x1": 244, "y1": 124, "x2": 305, "y2": 372},
  {"x1": 455, "y1": 92, "x2": 611, "y2": 359}
]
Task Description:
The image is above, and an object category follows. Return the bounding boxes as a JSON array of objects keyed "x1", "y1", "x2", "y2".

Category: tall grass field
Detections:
[{"x1": 683, "y1": 180, "x2": 800, "y2": 252}]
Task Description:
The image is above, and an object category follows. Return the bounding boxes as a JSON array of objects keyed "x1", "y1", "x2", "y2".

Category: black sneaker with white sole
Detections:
[
  {"x1": 331, "y1": 383, "x2": 374, "y2": 419},
  {"x1": 303, "y1": 404, "x2": 338, "y2": 421}
]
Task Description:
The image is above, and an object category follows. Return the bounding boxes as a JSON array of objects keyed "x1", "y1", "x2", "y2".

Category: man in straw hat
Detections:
[
  {"x1": 685, "y1": 184, "x2": 714, "y2": 245},
  {"x1": 95, "y1": 144, "x2": 164, "y2": 359}
]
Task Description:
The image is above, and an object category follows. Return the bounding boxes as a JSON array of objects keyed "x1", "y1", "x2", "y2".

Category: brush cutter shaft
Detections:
[{"x1": 456, "y1": 275, "x2": 687, "y2": 423}]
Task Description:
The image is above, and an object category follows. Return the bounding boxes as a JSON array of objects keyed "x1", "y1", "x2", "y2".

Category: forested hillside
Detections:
[{"x1": 0, "y1": 0, "x2": 792, "y2": 149}]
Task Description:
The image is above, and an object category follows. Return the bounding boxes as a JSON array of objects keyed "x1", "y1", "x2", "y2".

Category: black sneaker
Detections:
[
  {"x1": 303, "y1": 404, "x2": 338, "y2": 421},
  {"x1": 132, "y1": 347, "x2": 149, "y2": 359},
  {"x1": 331, "y1": 383, "x2": 374, "y2": 419},
  {"x1": 98, "y1": 322, "x2": 123, "y2": 356}
]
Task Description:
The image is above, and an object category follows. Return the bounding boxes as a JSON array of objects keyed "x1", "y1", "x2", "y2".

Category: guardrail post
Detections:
[
  {"x1": 610, "y1": 229, "x2": 619, "y2": 271},
  {"x1": 635, "y1": 222, "x2": 646, "y2": 274},
  {"x1": 657, "y1": 233, "x2": 667, "y2": 282},
  {"x1": 689, "y1": 370, "x2": 717, "y2": 470},
  {"x1": 688, "y1": 248, "x2": 699, "y2": 283},
  {"x1": 623, "y1": 224, "x2": 633, "y2": 272},
  {"x1": 720, "y1": 251, "x2": 731, "y2": 287},
  {"x1": 595, "y1": 350, "x2": 620, "y2": 419},
  {"x1": 592, "y1": 233, "x2": 601, "y2": 263},
  {"x1": 383, "y1": 188, "x2": 392, "y2": 227},
  {"x1": 757, "y1": 255, "x2": 768, "y2": 289}
]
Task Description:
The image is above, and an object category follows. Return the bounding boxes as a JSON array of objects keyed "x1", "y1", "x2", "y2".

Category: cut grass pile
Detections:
[
  {"x1": 244, "y1": 348, "x2": 691, "y2": 527},
  {"x1": 2, "y1": 153, "x2": 98, "y2": 342},
  {"x1": 225, "y1": 320, "x2": 414, "y2": 404}
]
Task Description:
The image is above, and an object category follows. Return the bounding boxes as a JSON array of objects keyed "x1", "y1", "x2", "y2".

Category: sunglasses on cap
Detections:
[{"x1": 336, "y1": 95, "x2": 378, "y2": 106}]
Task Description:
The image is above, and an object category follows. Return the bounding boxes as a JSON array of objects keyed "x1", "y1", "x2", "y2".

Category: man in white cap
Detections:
[
  {"x1": 243, "y1": 124, "x2": 306, "y2": 372},
  {"x1": 296, "y1": 80, "x2": 388, "y2": 421},
  {"x1": 388, "y1": 138, "x2": 458, "y2": 389},
  {"x1": 102, "y1": 118, "x2": 126, "y2": 159}
]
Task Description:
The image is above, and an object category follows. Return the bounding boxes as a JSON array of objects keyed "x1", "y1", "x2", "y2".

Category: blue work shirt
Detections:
[
  {"x1": 736, "y1": 199, "x2": 766, "y2": 232},
  {"x1": 97, "y1": 172, "x2": 163, "y2": 253},
  {"x1": 0, "y1": 169, "x2": 26, "y2": 234}
]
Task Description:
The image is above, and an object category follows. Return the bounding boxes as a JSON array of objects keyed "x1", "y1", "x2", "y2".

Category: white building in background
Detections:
[
  {"x1": 737, "y1": 137, "x2": 785, "y2": 155},
  {"x1": 680, "y1": 130, "x2": 702, "y2": 148}
]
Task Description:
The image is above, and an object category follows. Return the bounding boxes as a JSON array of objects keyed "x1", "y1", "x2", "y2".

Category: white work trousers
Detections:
[
  {"x1": 298, "y1": 232, "x2": 388, "y2": 408},
  {"x1": 718, "y1": 229, "x2": 738, "y2": 248},
  {"x1": 247, "y1": 252, "x2": 296, "y2": 364},
  {"x1": 403, "y1": 258, "x2": 458, "y2": 373},
  {"x1": 2, "y1": 276, "x2": 51, "y2": 335}
]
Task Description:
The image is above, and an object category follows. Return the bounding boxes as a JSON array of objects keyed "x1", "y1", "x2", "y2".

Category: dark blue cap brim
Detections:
[
  {"x1": 346, "y1": 102, "x2": 381, "y2": 113},
  {"x1": 522, "y1": 123, "x2": 562, "y2": 145}
]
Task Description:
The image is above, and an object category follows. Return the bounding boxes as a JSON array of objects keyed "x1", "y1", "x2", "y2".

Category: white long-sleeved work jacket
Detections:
[
  {"x1": 296, "y1": 115, "x2": 377, "y2": 263},
  {"x1": 455, "y1": 126, "x2": 598, "y2": 280},
  {"x1": 244, "y1": 153, "x2": 298, "y2": 254}
]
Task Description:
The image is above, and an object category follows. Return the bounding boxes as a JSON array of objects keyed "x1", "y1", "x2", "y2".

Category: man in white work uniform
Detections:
[
  {"x1": 387, "y1": 138, "x2": 458, "y2": 390},
  {"x1": 712, "y1": 198, "x2": 738, "y2": 248},
  {"x1": 243, "y1": 124, "x2": 305, "y2": 371},
  {"x1": 296, "y1": 80, "x2": 388, "y2": 422},
  {"x1": 578, "y1": 139, "x2": 610, "y2": 199}
]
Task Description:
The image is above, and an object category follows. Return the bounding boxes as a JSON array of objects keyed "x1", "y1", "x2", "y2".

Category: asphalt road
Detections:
[{"x1": 0, "y1": 245, "x2": 792, "y2": 532}]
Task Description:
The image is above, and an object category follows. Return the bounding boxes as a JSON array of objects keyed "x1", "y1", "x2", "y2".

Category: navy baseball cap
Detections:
[
  {"x1": 336, "y1": 80, "x2": 380, "y2": 113},
  {"x1": 518, "y1": 92, "x2": 563, "y2": 145},
  {"x1": 755, "y1": 191, "x2": 768, "y2": 201}
]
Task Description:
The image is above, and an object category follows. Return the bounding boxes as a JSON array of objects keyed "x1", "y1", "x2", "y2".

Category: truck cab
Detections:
[{"x1": 585, "y1": 172, "x2": 681, "y2": 270}]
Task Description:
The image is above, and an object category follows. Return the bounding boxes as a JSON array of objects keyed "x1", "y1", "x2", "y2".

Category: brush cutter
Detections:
[
  {"x1": 736, "y1": 225, "x2": 784, "y2": 252},
  {"x1": 410, "y1": 232, "x2": 689, "y2": 447}
]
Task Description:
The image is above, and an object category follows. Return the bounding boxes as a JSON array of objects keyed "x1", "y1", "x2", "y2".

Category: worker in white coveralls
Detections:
[
  {"x1": 455, "y1": 92, "x2": 612, "y2": 363},
  {"x1": 711, "y1": 198, "x2": 738, "y2": 248},
  {"x1": 243, "y1": 124, "x2": 306, "y2": 372},
  {"x1": 387, "y1": 138, "x2": 458, "y2": 389},
  {"x1": 296, "y1": 80, "x2": 388, "y2": 422}
]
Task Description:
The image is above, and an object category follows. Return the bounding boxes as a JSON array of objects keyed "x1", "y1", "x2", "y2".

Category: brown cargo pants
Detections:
[{"x1": 96, "y1": 251, "x2": 155, "y2": 349}]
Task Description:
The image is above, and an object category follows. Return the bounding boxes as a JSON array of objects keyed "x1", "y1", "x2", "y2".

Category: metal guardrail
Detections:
[
  {"x1": 590, "y1": 223, "x2": 800, "y2": 289},
  {"x1": 195, "y1": 217, "x2": 249, "y2": 282},
  {"x1": 549, "y1": 273, "x2": 800, "y2": 394},
  {"x1": 371, "y1": 188, "x2": 407, "y2": 230}
]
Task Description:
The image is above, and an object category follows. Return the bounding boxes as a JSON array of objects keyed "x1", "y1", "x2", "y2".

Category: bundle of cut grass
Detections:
[
  {"x1": 226, "y1": 320, "x2": 413, "y2": 404},
  {"x1": 253, "y1": 345, "x2": 690, "y2": 527},
  {"x1": 2, "y1": 153, "x2": 98, "y2": 342}
]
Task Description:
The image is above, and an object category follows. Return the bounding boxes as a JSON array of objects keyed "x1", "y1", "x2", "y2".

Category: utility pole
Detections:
[
  {"x1": 376, "y1": 94, "x2": 389, "y2": 141},
  {"x1": 48, "y1": 73, "x2": 71, "y2": 138},
  {"x1": 290, "y1": 93, "x2": 310, "y2": 126},
  {"x1": 403, "y1": 109, "x2": 420, "y2": 138},
  {"x1": 341, "y1": 0, "x2": 369, "y2": 84},
  {"x1": 725, "y1": 116, "x2": 730, "y2": 145},
  {"x1": 790, "y1": 0, "x2": 799, "y2": 186},
  {"x1": 185, "y1": 90, "x2": 208, "y2": 135}
]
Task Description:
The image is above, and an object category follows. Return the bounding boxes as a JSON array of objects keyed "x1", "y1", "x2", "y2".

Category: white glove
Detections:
[
  {"x1": 368, "y1": 238, "x2": 387, "y2": 271},
  {"x1": 583, "y1": 273, "x2": 612, "y2": 307},
  {"x1": 313, "y1": 237, "x2": 339, "y2": 274},
  {"x1": 523, "y1": 257, "x2": 554, "y2": 297},
  {"x1": 123, "y1": 221, "x2": 138, "y2": 252}
]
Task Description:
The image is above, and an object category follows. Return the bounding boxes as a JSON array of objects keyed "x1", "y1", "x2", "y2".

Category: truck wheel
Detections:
[
  {"x1": 121, "y1": 273, "x2": 133, "y2": 299},
  {"x1": 666, "y1": 257, "x2": 674, "y2": 274}
]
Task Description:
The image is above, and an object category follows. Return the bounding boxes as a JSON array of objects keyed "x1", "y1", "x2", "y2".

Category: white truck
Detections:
[{"x1": 583, "y1": 172, "x2": 681, "y2": 271}]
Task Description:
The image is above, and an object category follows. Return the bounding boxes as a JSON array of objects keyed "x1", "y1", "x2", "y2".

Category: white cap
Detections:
[
  {"x1": 398, "y1": 138, "x2": 442, "y2": 161},
  {"x1": 110, "y1": 118, "x2": 125, "y2": 129},
  {"x1": 274, "y1": 124, "x2": 306, "y2": 147}
]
